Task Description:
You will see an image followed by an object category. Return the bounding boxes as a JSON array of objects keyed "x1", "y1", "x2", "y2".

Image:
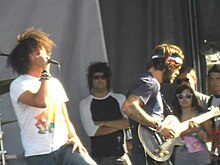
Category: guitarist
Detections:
[{"x1": 122, "y1": 43, "x2": 198, "y2": 165}]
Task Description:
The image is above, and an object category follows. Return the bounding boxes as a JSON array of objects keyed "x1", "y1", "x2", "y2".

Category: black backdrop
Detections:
[{"x1": 99, "y1": 0, "x2": 220, "y2": 105}]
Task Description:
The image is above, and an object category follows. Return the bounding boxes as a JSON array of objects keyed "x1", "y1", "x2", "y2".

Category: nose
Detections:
[
  {"x1": 40, "y1": 50, "x2": 49, "y2": 58},
  {"x1": 181, "y1": 81, "x2": 188, "y2": 85}
]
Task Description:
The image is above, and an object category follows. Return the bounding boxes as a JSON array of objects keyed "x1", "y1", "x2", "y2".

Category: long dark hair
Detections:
[
  {"x1": 172, "y1": 85, "x2": 204, "y2": 120},
  {"x1": 7, "y1": 27, "x2": 55, "y2": 75},
  {"x1": 87, "y1": 62, "x2": 112, "y2": 92}
]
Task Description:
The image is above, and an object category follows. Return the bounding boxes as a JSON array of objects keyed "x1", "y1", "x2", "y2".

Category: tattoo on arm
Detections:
[{"x1": 125, "y1": 98, "x2": 154, "y2": 127}]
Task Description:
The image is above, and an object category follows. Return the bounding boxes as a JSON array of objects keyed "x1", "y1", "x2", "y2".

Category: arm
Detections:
[
  {"x1": 18, "y1": 54, "x2": 50, "y2": 108},
  {"x1": 18, "y1": 79, "x2": 49, "y2": 108},
  {"x1": 200, "y1": 119, "x2": 214, "y2": 142},
  {"x1": 94, "y1": 118, "x2": 129, "y2": 136},
  {"x1": 94, "y1": 126, "x2": 120, "y2": 136},
  {"x1": 94, "y1": 118, "x2": 129, "y2": 129},
  {"x1": 122, "y1": 95, "x2": 175, "y2": 138},
  {"x1": 62, "y1": 103, "x2": 87, "y2": 153},
  {"x1": 79, "y1": 96, "x2": 129, "y2": 137}
]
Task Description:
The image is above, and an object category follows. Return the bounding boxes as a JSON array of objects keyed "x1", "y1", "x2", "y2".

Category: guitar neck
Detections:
[{"x1": 180, "y1": 110, "x2": 214, "y2": 132}]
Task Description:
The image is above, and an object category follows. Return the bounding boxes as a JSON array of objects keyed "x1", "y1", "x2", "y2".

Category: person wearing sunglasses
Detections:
[
  {"x1": 207, "y1": 64, "x2": 220, "y2": 164},
  {"x1": 172, "y1": 85, "x2": 214, "y2": 165},
  {"x1": 79, "y1": 62, "x2": 131, "y2": 165},
  {"x1": 176, "y1": 66, "x2": 210, "y2": 109}
]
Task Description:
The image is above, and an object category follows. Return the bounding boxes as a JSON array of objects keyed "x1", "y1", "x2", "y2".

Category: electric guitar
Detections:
[{"x1": 138, "y1": 106, "x2": 220, "y2": 162}]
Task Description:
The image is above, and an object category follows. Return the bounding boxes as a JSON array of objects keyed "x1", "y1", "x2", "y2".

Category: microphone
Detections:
[
  {"x1": 0, "y1": 51, "x2": 9, "y2": 57},
  {"x1": 47, "y1": 59, "x2": 59, "y2": 65}
]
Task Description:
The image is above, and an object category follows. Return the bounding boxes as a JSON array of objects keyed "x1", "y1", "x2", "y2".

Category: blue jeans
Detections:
[{"x1": 26, "y1": 144, "x2": 97, "y2": 165}]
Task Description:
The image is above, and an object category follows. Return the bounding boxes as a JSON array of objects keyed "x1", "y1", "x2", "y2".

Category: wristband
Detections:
[
  {"x1": 41, "y1": 70, "x2": 48, "y2": 74},
  {"x1": 153, "y1": 121, "x2": 159, "y2": 130},
  {"x1": 39, "y1": 71, "x2": 51, "y2": 81}
]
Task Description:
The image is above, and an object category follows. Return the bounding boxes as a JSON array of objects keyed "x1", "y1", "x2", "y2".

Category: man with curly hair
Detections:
[{"x1": 7, "y1": 27, "x2": 97, "y2": 165}]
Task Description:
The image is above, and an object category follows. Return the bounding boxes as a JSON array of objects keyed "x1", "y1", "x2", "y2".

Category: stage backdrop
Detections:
[
  {"x1": 1, "y1": 0, "x2": 220, "y2": 165},
  {"x1": 0, "y1": 0, "x2": 107, "y2": 164}
]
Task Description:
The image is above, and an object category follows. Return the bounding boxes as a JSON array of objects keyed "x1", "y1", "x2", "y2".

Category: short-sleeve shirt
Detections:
[
  {"x1": 10, "y1": 74, "x2": 69, "y2": 157},
  {"x1": 127, "y1": 72, "x2": 164, "y2": 151},
  {"x1": 208, "y1": 95, "x2": 220, "y2": 154},
  {"x1": 79, "y1": 92, "x2": 127, "y2": 157}
]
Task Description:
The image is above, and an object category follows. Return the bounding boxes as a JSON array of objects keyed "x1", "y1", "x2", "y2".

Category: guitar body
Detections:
[
  {"x1": 138, "y1": 106, "x2": 220, "y2": 162},
  {"x1": 138, "y1": 115, "x2": 184, "y2": 162}
]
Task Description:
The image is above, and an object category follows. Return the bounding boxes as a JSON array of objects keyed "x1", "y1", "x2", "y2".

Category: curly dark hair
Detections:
[
  {"x1": 87, "y1": 62, "x2": 112, "y2": 92},
  {"x1": 7, "y1": 27, "x2": 55, "y2": 75},
  {"x1": 172, "y1": 85, "x2": 204, "y2": 120}
]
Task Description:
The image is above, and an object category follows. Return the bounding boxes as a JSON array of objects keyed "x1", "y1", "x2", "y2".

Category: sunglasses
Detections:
[
  {"x1": 176, "y1": 78, "x2": 189, "y2": 85},
  {"x1": 92, "y1": 75, "x2": 107, "y2": 80},
  {"x1": 176, "y1": 93, "x2": 193, "y2": 99}
]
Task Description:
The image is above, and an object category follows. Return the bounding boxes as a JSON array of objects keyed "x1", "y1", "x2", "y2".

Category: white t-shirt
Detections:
[
  {"x1": 10, "y1": 74, "x2": 69, "y2": 157},
  {"x1": 210, "y1": 96, "x2": 220, "y2": 153},
  {"x1": 79, "y1": 92, "x2": 127, "y2": 137}
]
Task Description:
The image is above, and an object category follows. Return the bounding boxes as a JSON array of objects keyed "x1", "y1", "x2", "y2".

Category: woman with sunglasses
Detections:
[{"x1": 172, "y1": 85, "x2": 214, "y2": 165}]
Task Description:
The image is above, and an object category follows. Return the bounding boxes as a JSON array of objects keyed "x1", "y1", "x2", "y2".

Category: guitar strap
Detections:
[
  {"x1": 207, "y1": 95, "x2": 216, "y2": 128},
  {"x1": 161, "y1": 95, "x2": 173, "y2": 117}
]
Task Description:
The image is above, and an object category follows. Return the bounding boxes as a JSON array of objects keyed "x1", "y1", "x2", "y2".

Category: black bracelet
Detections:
[
  {"x1": 41, "y1": 70, "x2": 48, "y2": 74},
  {"x1": 153, "y1": 121, "x2": 159, "y2": 130},
  {"x1": 39, "y1": 72, "x2": 51, "y2": 81},
  {"x1": 40, "y1": 76, "x2": 50, "y2": 81}
]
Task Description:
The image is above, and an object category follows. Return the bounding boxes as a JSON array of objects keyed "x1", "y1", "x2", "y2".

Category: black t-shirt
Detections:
[
  {"x1": 90, "y1": 95, "x2": 125, "y2": 157},
  {"x1": 127, "y1": 72, "x2": 163, "y2": 151}
]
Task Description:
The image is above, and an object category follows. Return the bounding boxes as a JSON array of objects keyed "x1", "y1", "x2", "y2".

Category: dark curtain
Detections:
[
  {"x1": 196, "y1": 0, "x2": 220, "y2": 93},
  {"x1": 99, "y1": 0, "x2": 220, "y2": 105}
]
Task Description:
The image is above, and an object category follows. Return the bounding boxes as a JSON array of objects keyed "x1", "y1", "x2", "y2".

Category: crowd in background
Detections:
[
  {"x1": 79, "y1": 62, "x2": 220, "y2": 165},
  {"x1": 6, "y1": 27, "x2": 220, "y2": 165}
]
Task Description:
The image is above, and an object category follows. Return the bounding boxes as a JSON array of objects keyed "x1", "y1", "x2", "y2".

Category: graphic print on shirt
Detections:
[
  {"x1": 34, "y1": 103, "x2": 56, "y2": 134},
  {"x1": 184, "y1": 136, "x2": 205, "y2": 153}
]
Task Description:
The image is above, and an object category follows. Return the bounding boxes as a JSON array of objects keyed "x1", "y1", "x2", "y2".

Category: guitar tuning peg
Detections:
[
  {"x1": 159, "y1": 152, "x2": 164, "y2": 157},
  {"x1": 154, "y1": 149, "x2": 159, "y2": 153},
  {"x1": 164, "y1": 151, "x2": 169, "y2": 155},
  {"x1": 159, "y1": 146, "x2": 164, "y2": 150}
]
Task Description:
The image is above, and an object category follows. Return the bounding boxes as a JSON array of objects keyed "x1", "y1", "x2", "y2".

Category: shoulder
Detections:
[
  {"x1": 129, "y1": 73, "x2": 159, "y2": 96},
  {"x1": 10, "y1": 75, "x2": 38, "y2": 89},
  {"x1": 80, "y1": 95, "x2": 93, "y2": 105},
  {"x1": 195, "y1": 91, "x2": 210, "y2": 98},
  {"x1": 110, "y1": 92, "x2": 126, "y2": 104},
  {"x1": 110, "y1": 92, "x2": 125, "y2": 99},
  {"x1": 138, "y1": 72, "x2": 159, "y2": 89}
]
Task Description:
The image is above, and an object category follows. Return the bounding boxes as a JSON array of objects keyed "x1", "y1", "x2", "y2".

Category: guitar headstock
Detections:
[{"x1": 208, "y1": 106, "x2": 220, "y2": 117}]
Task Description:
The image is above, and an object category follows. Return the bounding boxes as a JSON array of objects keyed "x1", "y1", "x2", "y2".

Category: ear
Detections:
[
  {"x1": 29, "y1": 53, "x2": 36, "y2": 61},
  {"x1": 193, "y1": 76, "x2": 197, "y2": 83}
]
